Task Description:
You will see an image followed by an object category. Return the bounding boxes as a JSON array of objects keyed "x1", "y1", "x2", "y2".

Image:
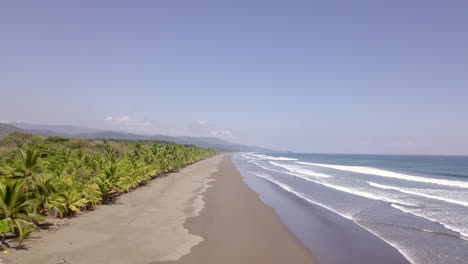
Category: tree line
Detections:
[{"x1": 0, "y1": 132, "x2": 215, "y2": 248}]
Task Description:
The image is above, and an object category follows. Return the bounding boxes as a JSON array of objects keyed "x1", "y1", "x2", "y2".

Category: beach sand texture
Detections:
[{"x1": 4, "y1": 155, "x2": 314, "y2": 264}]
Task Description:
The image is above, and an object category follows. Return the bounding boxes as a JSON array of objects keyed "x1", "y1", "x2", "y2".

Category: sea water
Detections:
[{"x1": 232, "y1": 153, "x2": 468, "y2": 264}]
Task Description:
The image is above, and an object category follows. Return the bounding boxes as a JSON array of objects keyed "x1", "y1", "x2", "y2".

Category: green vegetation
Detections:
[{"x1": 0, "y1": 132, "x2": 215, "y2": 248}]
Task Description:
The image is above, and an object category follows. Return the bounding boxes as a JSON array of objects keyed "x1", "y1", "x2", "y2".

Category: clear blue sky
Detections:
[{"x1": 1, "y1": 1, "x2": 467, "y2": 155}]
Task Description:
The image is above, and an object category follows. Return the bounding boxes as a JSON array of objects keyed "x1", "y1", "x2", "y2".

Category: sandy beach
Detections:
[
  {"x1": 158, "y1": 155, "x2": 315, "y2": 264},
  {"x1": 4, "y1": 155, "x2": 314, "y2": 264}
]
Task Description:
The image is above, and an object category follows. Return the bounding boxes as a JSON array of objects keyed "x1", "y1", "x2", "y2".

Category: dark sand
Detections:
[{"x1": 157, "y1": 156, "x2": 315, "y2": 264}]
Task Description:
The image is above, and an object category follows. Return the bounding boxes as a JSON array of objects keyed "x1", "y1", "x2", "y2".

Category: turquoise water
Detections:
[{"x1": 232, "y1": 153, "x2": 468, "y2": 264}]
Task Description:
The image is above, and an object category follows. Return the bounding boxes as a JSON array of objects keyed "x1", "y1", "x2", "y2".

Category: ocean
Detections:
[{"x1": 232, "y1": 153, "x2": 468, "y2": 264}]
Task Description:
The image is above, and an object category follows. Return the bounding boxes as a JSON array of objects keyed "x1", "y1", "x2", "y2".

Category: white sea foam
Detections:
[
  {"x1": 253, "y1": 161, "x2": 312, "y2": 179},
  {"x1": 250, "y1": 172, "x2": 353, "y2": 220},
  {"x1": 240, "y1": 153, "x2": 264, "y2": 161},
  {"x1": 368, "y1": 182, "x2": 468, "y2": 207},
  {"x1": 269, "y1": 161, "x2": 331, "y2": 178},
  {"x1": 297, "y1": 162, "x2": 468, "y2": 189},
  {"x1": 261, "y1": 161, "x2": 416, "y2": 207},
  {"x1": 309, "y1": 180, "x2": 418, "y2": 207},
  {"x1": 352, "y1": 220, "x2": 418, "y2": 264},
  {"x1": 391, "y1": 204, "x2": 468, "y2": 240},
  {"x1": 251, "y1": 154, "x2": 298, "y2": 161}
]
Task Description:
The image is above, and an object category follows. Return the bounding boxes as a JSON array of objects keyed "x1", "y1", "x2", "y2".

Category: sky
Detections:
[{"x1": 1, "y1": 0, "x2": 467, "y2": 155}]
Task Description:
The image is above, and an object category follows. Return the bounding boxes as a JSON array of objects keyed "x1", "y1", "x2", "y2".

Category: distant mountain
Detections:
[
  {"x1": 0, "y1": 123, "x2": 23, "y2": 136},
  {"x1": 0, "y1": 123, "x2": 273, "y2": 152},
  {"x1": 0, "y1": 123, "x2": 59, "y2": 138},
  {"x1": 11, "y1": 122, "x2": 102, "y2": 135},
  {"x1": 76, "y1": 131, "x2": 272, "y2": 152}
]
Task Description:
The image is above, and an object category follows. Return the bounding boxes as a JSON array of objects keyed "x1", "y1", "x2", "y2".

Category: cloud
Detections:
[
  {"x1": 210, "y1": 129, "x2": 234, "y2": 139},
  {"x1": 188, "y1": 119, "x2": 235, "y2": 139},
  {"x1": 103, "y1": 115, "x2": 155, "y2": 134},
  {"x1": 195, "y1": 120, "x2": 207, "y2": 126},
  {"x1": 119, "y1": 115, "x2": 129, "y2": 121},
  {"x1": 105, "y1": 115, "x2": 130, "y2": 122}
]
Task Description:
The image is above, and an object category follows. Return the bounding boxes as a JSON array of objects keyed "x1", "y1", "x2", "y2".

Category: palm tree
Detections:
[
  {"x1": 0, "y1": 219, "x2": 12, "y2": 249},
  {"x1": 0, "y1": 181, "x2": 39, "y2": 240},
  {"x1": 15, "y1": 220, "x2": 36, "y2": 249},
  {"x1": 103, "y1": 144, "x2": 117, "y2": 164},
  {"x1": 32, "y1": 175, "x2": 63, "y2": 215},
  {"x1": 18, "y1": 148, "x2": 40, "y2": 178},
  {"x1": 96, "y1": 163, "x2": 120, "y2": 203},
  {"x1": 53, "y1": 189, "x2": 89, "y2": 217},
  {"x1": 70, "y1": 177, "x2": 102, "y2": 209},
  {"x1": 14, "y1": 148, "x2": 47, "y2": 194},
  {"x1": 133, "y1": 143, "x2": 143, "y2": 160}
]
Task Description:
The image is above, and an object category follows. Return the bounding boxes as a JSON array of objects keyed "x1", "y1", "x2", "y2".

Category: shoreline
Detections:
[{"x1": 233, "y1": 154, "x2": 412, "y2": 264}]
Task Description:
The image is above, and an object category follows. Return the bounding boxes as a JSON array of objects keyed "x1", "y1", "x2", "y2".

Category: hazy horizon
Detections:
[{"x1": 1, "y1": 1, "x2": 468, "y2": 155}]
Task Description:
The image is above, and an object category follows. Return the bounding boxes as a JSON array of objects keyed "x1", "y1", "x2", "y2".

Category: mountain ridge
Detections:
[{"x1": 0, "y1": 123, "x2": 273, "y2": 152}]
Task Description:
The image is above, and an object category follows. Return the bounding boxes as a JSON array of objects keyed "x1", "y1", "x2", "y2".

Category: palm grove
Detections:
[{"x1": 0, "y1": 132, "x2": 215, "y2": 248}]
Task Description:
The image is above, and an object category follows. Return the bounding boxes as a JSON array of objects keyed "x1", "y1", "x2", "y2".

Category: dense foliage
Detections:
[{"x1": 0, "y1": 132, "x2": 215, "y2": 248}]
